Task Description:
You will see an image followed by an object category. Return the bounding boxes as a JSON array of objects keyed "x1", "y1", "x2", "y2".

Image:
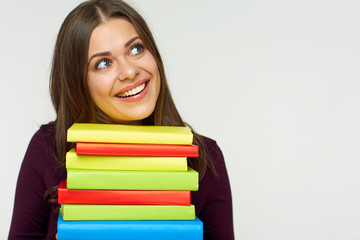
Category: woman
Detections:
[{"x1": 8, "y1": 0, "x2": 234, "y2": 239}]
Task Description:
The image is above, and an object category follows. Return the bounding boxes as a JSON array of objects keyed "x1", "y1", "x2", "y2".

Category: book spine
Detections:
[
  {"x1": 67, "y1": 124, "x2": 193, "y2": 145},
  {"x1": 66, "y1": 168, "x2": 198, "y2": 191},
  {"x1": 58, "y1": 181, "x2": 191, "y2": 205},
  {"x1": 66, "y1": 149, "x2": 188, "y2": 171},
  {"x1": 75, "y1": 142, "x2": 199, "y2": 157},
  {"x1": 61, "y1": 204, "x2": 195, "y2": 221},
  {"x1": 57, "y1": 212, "x2": 203, "y2": 240}
]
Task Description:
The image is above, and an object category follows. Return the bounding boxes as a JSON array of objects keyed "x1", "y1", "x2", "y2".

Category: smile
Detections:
[{"x1": 116, "y1": 81, "x2": 148, "y2": 98}]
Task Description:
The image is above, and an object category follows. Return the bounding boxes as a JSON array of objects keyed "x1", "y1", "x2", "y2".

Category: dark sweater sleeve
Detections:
[
  {"x1": 8, "y1": 126, "x2": 55, "y2": 240},
  {"x1": 191, "y1": 137, "x2": 235, "y2": 240}
]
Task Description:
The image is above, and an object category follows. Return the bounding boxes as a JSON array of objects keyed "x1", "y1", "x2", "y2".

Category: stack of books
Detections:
[{"x1": 57, "y1": 123, "x2": 203, "y2": 240}]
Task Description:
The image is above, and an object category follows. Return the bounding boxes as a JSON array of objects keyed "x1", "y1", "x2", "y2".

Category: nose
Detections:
[{"x1": 117, "y1": 59, "x2": 139, "y2": 81}]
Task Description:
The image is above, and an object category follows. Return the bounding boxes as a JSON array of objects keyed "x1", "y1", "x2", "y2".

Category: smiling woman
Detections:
[
  {"x1": 87, "y1": 19, "x2": 161, "y2": 122},
  {"x1": 8, "y1": 0, "x2": 234, "y2": 239}
]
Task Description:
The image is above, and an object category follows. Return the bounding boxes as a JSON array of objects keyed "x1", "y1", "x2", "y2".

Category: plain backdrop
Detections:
[{"x1": 2, "y1": 0, "x2": 360, "y2": 239}]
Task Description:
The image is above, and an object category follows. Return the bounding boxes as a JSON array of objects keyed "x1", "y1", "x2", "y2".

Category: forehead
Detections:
[{"x1": 88, "y1": 18, "x2": 138, "y2": 54}]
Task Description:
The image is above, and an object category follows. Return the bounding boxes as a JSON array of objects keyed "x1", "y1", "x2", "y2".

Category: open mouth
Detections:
[{"x1": 116, "y1": 81, "x2": 148, "y2": 98}]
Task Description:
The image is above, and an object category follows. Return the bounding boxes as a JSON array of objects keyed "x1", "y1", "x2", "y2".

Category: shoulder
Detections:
[
  {"x1": 196, "y1": 134, "x2": 229, "y2": 185},
  {"x1": 21, "y1": 122, "x2": 65, "y2": 194},
  {"x1": 29, "y1": 123, "x2": 55, "y2": 146},
  {"x1": 200, "y1": 135, "x2": 226, "y2": 169},
  {"x1": 25, "y1": 123, "x2": 55, "y2": 154},
  {"x1": 21, "y1": 123, "x2": 57, "y2": 177}
]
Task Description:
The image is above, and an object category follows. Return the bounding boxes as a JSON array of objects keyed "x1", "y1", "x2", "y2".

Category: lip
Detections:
[
  {"x1": 115, "y1": 79, "x2": 150, "y2": 103},
  {"x1": 116, "y1": 79, "x2": 149, "y2": 95}
]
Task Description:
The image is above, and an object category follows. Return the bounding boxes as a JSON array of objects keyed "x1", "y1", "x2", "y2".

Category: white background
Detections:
[{"x1": 2, "y1": 0, "x2": 360, "y2": 239}]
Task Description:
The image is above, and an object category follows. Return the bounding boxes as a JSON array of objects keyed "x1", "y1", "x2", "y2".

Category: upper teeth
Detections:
[{"x1": 117, "y1": 83, "x2": 146, "y2": 98}]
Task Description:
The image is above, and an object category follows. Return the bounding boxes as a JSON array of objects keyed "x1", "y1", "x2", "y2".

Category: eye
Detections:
[
  {"x1": 129, "y1": 44, "x2": 144, "y2": 56},
  {"x1": 95, "y1": 58, "x2": 112, "y2": 70}
]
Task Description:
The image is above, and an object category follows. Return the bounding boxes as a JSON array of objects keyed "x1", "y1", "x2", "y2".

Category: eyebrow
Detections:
[{"x1": 88, "y1": 36, "x2": 140, "y2": 64}]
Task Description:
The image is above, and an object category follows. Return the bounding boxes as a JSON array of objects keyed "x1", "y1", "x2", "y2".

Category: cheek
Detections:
[
  {"x1": 87, "y1": 77, "x2": 95, "y2": 94},
  {"x1": 143, "y1": 56, "x2": 161, "y2": 90},
  {"x1": 141, "y1": 54, "x2": 159, "y2": 75},
  {"x1": 87, "y1": 74, "x2": 112, "y2": 98},
  {"x1": 149, "y1": 67, "x2": 161, "y2": 99},
  {"x1": 87, "y1": 77, "x2": 101, "y2": 100},
  {"x1": 154, "y1": 70, "x2": 161, "y2": 95}
]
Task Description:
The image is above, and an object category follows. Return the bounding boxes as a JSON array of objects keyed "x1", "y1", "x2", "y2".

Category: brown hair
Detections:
[{"x1": 49, "y1": 0, "x2": 215, "y2": 198}]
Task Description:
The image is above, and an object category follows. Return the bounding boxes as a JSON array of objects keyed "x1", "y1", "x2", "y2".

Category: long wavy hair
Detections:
[{"x1": 47, "y1": 0, "x2": 215, "y2": 203}]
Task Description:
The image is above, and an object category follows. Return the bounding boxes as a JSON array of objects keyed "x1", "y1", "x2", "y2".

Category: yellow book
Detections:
[
  {"x1": 67, "y1": 123, "x2": 193, "y2": 145},
  {"x1": 66, "y1": 149, "x2": 188, "y2": 171}
]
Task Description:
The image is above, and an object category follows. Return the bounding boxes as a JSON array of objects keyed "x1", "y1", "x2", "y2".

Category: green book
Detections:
[
  {"x1": 67, "y1": 123, "x2": 193, "y2": 145},
  {"x1": 60, "y1": 204, "x2": 195, "y2": 221},
  {"x1": 66, "y1": 149, "x2": 188, "y2": 171},
  {"x1": 67, "y1": 168, "x2": 199, "y2": 190}
]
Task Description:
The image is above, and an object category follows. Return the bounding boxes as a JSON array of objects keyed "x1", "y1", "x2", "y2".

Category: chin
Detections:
[{"x1": 111, "y1": 111, "x2": 155, "y2": 124}]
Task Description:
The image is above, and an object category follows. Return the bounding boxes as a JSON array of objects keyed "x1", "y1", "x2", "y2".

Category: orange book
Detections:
[
  {"x1": 76, "y1": 142, "x2": 199, "y2": 157},
  {"x1": 58, "y1": 180, "x2": 191, "y2": 205}
]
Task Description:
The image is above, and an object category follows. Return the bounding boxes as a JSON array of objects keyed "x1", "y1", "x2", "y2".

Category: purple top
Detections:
[{"x1": 8, "y1": 124, "x2": 234, "y2": 240}]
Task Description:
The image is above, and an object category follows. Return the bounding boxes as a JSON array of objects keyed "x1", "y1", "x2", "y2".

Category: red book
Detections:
[
  {"x1": 58, "y1": 180, "x2": 191, "y2": 205},
  {"x1": 75, "y1": 142, "x2": 199, "y2": 157}
]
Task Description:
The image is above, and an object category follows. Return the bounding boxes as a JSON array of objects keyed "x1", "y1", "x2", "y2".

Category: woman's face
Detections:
[{"x1": 87, "y1": 18, "x2": 160, "y2": 123}]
